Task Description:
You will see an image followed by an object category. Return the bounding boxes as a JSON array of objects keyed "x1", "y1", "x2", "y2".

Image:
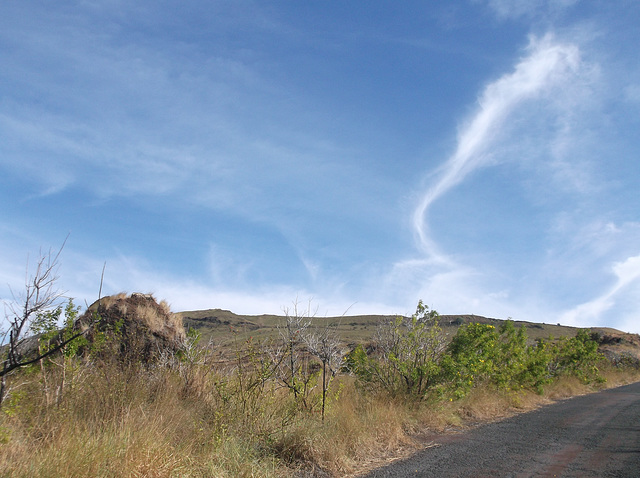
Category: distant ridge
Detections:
[{"x1": 174, "y1": 308, "x2": 640, "y2": 361}]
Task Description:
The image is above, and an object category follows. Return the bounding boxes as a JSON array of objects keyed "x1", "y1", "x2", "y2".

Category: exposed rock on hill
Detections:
[{"x1": 593, "y1": 331, "x2": 640, "y2": 365}]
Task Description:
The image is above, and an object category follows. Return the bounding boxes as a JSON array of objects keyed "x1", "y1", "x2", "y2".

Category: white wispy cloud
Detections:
[
  {"x1": 560, "y1": 254, "x2": 640, "y2": 329},
  {"x1": 392, "y1": 30, "x2": 631, "y2": 325},
  {"x1": 403, "y1": 41, "x2": 639, "y2": 330},
  {"x1": 413, "y1": 33, "x2": 581, "y2": 260}
]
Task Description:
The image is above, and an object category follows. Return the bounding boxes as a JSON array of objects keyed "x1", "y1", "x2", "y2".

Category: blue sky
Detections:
[{"x1": 1, "y1": 1, "x2": 639, "y2": 333}]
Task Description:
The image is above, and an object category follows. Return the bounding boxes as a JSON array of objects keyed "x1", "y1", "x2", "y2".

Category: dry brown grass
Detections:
[
  {"x1": 136, "y1": 302, "x2": 178, "y2": 335},
  {"x1": 1, "y1": 337, "x2": 638, "y2": 478},
  {"x1": 121, "y1": 293, "x2": 185, "y2": 343},
  {"x1": 84, "y1": 293, "x2": 183, "y2": 338},
  {"x1": 0, "y1": 364, "x2": 450, "y2": 477},
  {"x1": 95, "y1": 292, "x2": 128, "y2": 309},
  {"x1": 543, "y1": 376, "x2": 593, "y2": 400},
  {"x1": 600, "y1": 364, "x2": 640, "y2": 388},
  {"x1": 267, "y1": 379, "x2": 418, "y2": 476},
  {"x1": 0, "y1": 362, "x2": 281, "y2": 478}
]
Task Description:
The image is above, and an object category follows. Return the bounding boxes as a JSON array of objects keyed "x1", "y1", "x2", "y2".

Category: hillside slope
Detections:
[{"x1": 175, "y1": 308, "x2": 640, "y2": 361}]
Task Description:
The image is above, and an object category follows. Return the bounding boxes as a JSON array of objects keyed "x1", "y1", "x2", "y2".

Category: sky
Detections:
[{"x1": 1, "y1": 1, "x2": 639, "y2": 333}]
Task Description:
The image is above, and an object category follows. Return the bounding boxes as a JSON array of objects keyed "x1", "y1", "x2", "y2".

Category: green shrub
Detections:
[
  {"x1": 549, "y1": 329, "x2": 604, "y2": 383},
  {"x1": 343, "y1": 344, "x2": 371, "y2": 381},
  {"x1": 441, "y1": 321, "x2": 556, "y2": 397},
  {"x1": 440, "y1": 323, "x2": 500, "y2": 398},
  {"x1": 353, "y1": 301, "x2": 446, "y2": 398}
]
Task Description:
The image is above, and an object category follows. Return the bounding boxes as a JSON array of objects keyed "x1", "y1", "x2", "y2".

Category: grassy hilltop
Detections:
[{"x1": 176, "y1": 307, "x2": 638, "y2": 361}]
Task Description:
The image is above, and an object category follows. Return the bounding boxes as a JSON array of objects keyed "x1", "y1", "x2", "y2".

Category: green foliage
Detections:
[
  {"x1": 85, "y1": 308, "x2": 125, "y2": 360},
  {"x1": 0, "y1": 425, "x2": 10, "y2": 444},
  {"x1": 231, "y1": 337, "x2": 285, "y2": 435},
  {"x1": 343, "y1": 344, "x2": 371, "y2": 381},
  {"x1": 440, "y1": 321, "x2": 554, "y2": 397},
  {"x1": 549, "y1": 328, "x2": 604, "y2": 383},
  {"x1": 356, "y1": 301, "x2": 445, "y2": 398},
  {"x1": 353, "y1": 301, "x2": 607, "y2": 400},
  {"x1": 1, "y1": 390, "x2": 27, "y2": 418},
  {"x1": 31, "y1": 307, "x2": 61, "y2": 342},
  {"x1": 176, "y1": 327, "x2": 203, "y2": 363},
  {"x1": 32, "y1": 299, "x2": 87, "y2": 358},
  {"x1": 519, "y1": 338, "x2": 555, "y2": 394},
  {"x1": 441, "y1": 322, "x2": 604, "y2": 397},
  {"x1": 440, "y1": 322, "x2": 500, "y2": 398},
  {"x1": 30, "y1": 299, "x2": 88, "y2": 406}
]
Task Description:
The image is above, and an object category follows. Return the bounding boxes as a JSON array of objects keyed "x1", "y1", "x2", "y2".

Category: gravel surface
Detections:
[{"x1": 364, "y1": 381, "x2": 640, "y2": 477}]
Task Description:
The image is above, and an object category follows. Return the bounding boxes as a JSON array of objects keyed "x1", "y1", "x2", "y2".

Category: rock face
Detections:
[
  {"x1": 595, "y1": 331, "x2": 640, "y2": 366},
  {"x1": 79, "y1": 293, "x2": 185, "y2": 363}
]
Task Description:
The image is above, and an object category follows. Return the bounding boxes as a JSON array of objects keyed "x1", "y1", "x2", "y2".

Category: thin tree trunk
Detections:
[
  {"x1": 0, "y1": 372, "x2": 6, "y2": 407},
  {"x1": 321, "y1": 360, "x2": 326, "y2": 422}
]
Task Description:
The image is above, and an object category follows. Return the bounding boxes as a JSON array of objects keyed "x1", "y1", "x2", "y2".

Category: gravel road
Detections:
[{"x1": 364, "y1": 381, "x2": 640, "y2": 477}]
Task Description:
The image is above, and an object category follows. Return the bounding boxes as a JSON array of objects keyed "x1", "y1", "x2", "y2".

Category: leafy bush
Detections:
[
  {"x1": 352, "y1": 301, "x2": 607, "y2": 401},
  {"x1": 440, "y1": 321, "x2": 556, "y2": 397},
  {"x1": 440, "y1": 322, "x2": 501, "y2": 398},
  {"x1": 350, "y1": 301, "x2": 445, "y2": 398},
  {"x1": 343, "y1": 344, "x2": 371, "y2": 381},
  {"x1": 548, "y1": 328, "x2": 604, "y2": 383},
  {"x1": 31, "y1": 299, "x2": 87, "y2": 406}
]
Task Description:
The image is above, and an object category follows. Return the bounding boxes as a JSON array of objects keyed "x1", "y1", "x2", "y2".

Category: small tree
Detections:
[
  {"x1": 0, "y1": 242, "x2": 85, "y2": 406},
  {"x1": 31, "y1": 299, "x2": 85, "y2": 405},
  {"x1": 364, "y1": 301, "x2": 446, "y2": 397},
  {"x1": 304, "y1": 323, "x2": 344, "y2": 421},
  {"x1": 271, "y1": 299, "x2": 316, "y2": 407}
]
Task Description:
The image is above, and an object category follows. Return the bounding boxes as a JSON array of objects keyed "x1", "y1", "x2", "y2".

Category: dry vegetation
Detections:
[
  {"x1": 80, "y1": 292, "x2": 185, "y2": 357},
  {"x1": 1, "y1": 295, "x2": 639, "y2": 477}
]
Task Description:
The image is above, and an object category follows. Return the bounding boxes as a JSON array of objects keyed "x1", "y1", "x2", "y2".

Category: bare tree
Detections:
[
  {"x1": 304, "y1": 323, "x2": 344, "y2": 421},
  {"x1": 0, "y1": 240, "x2": 85, "y2": 406},
  {"x1": 271, "y1": 299, "x2": 315, "y2": 404}
]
